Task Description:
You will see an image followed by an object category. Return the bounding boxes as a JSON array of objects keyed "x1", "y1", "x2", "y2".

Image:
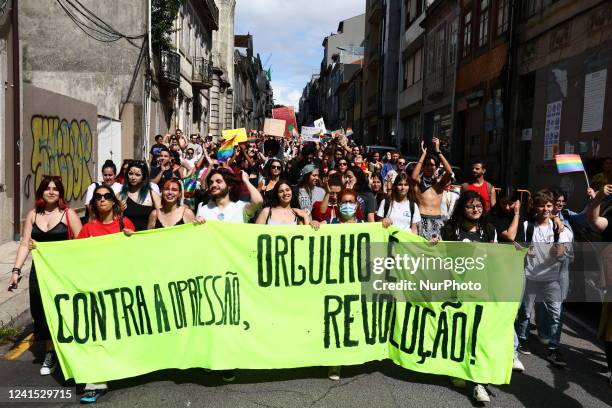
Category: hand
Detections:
[
  {"x1": 382, "y1": 218, "x2": 393, "y2": 228},
  {"x1": 429, "y1": 236, "x2": 440, "y2": 246},
  {"x1": 193, "y1": 217, "x2": 206, "y2": 225},
  {"x1": 552, "y1": 243, "x2": 565, "y2": 258},
  {"x1": 420, "y1": 141, "x2": 427, "y2": 156},
  {"x1": 28, "y1": 239, "x2": 37, "y2": 250},
  {"x1": 309, "y1": 220, "x2": 321, "y2": 231},
  {"x1": 7, "y1": 273, "x2": 20, "y2": 291},
  {"x1": 119, "y1": 199, "x2": 128, "y2": 211},
  {"x1": 603, "y1": 184, "x2": 612, "y2": 196},
  {"x1": 240, "y1": 170, "x2": 250, "y2": 184},
  {"x1": 161, "y1": 162, "x2": 171, "y2": 171},
  {"x1": 432, "y1": 137, "x2": 440, "y2": 153},
  {"x1": 586, "y1": 188, "x2": 596, "y2": 199},
  {"x1": 528, "y1": 245, "x2": 536, "y2": 257},
  {"x1": 512, "y1": 200, "x2": 521, "y2": 215},
  {"x1": 322, "y1": 178, "x2": 330, "y2": 193},
  {"x1": 553, "y1": 216, "x2": 565, "y2": 232},
  {"x1": 123, "y1": 228, "x2": 134, "y2": 236}
]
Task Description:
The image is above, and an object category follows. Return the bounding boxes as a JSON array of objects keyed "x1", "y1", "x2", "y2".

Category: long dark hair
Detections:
[
  {"x1": 263, "y1": 159, "x2": 284, "y2": 182},
  {"x1": 89, "y1": 184, "x2": 121, "y2": 221},
  {"x1": 120, "y1": 160, "x2": 152, "y2": 203},
  {"x1": 349, "y1": 166, "x2": 371, "y2": 194},
  {"x1": 35, "y1": 175, "x2": 68, "y2": 213},
  {"x1": 390, "y1": 172, "x2": 414, "y2": 203},
  {"x1": 270, "y1": 180, "x2": 297, "y2": 207},
  {"x1": 442, "y1": 190, "x2": 494, "y2": 241}
]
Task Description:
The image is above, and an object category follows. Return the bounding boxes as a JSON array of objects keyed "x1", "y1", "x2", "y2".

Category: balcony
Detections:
[
  {"x1": 194, "y1": 0, "x2": 219, "y2": 31},
  {"x1": 246, "y1": 100, "x2": 254, "y2": 111},
  {"x1": 192, "y1": 57, "x2": 213, "y2": 89},
  {"x1": 369, "y1": 0, "x2": 383, "y2": 23},
  {"x1": 159, "y1": 50, "x2": 180, "y2": 87}
]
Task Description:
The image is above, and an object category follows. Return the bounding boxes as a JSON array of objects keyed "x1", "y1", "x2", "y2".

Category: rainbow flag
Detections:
[
  {"x1": 217, "y1": 139, "x2": 235, "y2": 163},
  {"x1": 289, "y1": 125, "x2": 300, "y2": 139},
  {"x1": 248, "y1": 133, "x2": 258, "y2": 143},
  {"x1": 555, "y1": 154, "x2": 584, "y2": 173},
  {"x1": 346, "y1": 128, "x2": 354, "y2": 137}
]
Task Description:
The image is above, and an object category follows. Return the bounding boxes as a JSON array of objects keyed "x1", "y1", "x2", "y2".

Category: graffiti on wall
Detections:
[{"x1": 25, "y1": 116, "x2": 94, "y2": 201}]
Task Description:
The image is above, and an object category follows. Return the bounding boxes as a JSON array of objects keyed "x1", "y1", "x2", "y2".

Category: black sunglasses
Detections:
[
  {"x1": 271, "y1": 165, "x2": 282, "y2": 170},
  {"x1": 93, "y1": 192, "x2": 114, "y2": 201},
  {"x1": 338, "y1": 162, "x2": 348, "y2": 166}
]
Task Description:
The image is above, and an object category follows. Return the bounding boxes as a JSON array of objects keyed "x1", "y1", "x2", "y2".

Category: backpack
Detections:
[
  {"x1": 525, "y1": 221, "x2": 560, "y2": 243},
  {"x1": 383, "y1": 199, "x2": 415, "y2": 226}
]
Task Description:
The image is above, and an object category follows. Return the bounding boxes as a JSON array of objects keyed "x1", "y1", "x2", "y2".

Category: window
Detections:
[
  {"x1": 462, "y1": 11, "x2": 472, "y2": 58},
  {"x1": 436, "y1": 27, "x2": 446, "y2": 69},
  {"x1": 403, "y1": 48, "x2": 423, "y2": 89},
  {"x1": 478, "y1": 0, "x2": 490, "y2": 48},
  {"x1": 407, "y1": 0, "x2": 424, "y2": 25},
  {"x1": 405, "y1": 0, "x2": 410, "y2": 31},
  {"x1": 496, "y1": 0, "x2": 509, "y2": 35},
  {"x1": 449, "y1": 18, "x2": 458, "y2": 65}
]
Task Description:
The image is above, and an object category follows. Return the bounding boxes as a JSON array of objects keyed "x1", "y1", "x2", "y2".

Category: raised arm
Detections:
[
  {"x1": 241, "y1": 170, "x2": 264, "y2": 218},
  {"x1": 411, "y1": 141, "x2": 427, "y2": 184},
  {"x1": 587, "y1": 185, "x2": 611, "y2": 233},
  {"x1": 433, "y1": 137, "x2": 453, "y2": 186}
]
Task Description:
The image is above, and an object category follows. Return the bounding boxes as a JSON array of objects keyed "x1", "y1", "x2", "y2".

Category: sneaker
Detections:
[
  {"x1": 546, "y1": 350, "x2": 567, "y2": 367},
  {"x1": 512, "y1": 355, "x2": 525, "y2": 372},
  {"x1": 221, "y1": 370, "x2": 236, "y2": 382},
  {"x1": 80, "y1": 390, "x2": 106, "y2": 404},
  {"x1": 328, "y1": 366, "x2": 341, "y2": 381},
  {"x1": 473, "y1": 384, "x2": 490, "y2": 403},
  {"x1": 40, "y1": 351, "x2": 57, "y2": 375},
  {"x1": 517, "y1": 340, "x2": 531, "y2": 355},
  {"x1": 450, "y1": 377, "x2": 467, "y2": 388}
]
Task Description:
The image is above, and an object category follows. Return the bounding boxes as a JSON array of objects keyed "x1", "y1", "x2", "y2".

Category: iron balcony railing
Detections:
[
  {"x1": 192, "y1": 57, "x2": 213, "y2": 89},
  {"x1": 159, "y1": 50, "x2": 180, "y2": 87}
]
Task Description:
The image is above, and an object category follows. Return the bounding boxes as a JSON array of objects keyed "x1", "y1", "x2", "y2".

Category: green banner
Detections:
[{"x1": 33, "y1": 222, "x2": 522, "y2": 384}]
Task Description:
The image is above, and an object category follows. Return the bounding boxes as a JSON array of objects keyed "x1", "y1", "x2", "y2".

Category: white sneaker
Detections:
[
  {"x1": 512, "y1": 355, "x2": 525, "y2": 372},
  {"x1": 327, "y1": 366, "x2": 341, "y2": 381},
  {"x1": 40, "y1": 351, "x2": 57, "y2": 375},
  {"x1": 473, "y1": 384, "x2": 490, "y2": 403}
]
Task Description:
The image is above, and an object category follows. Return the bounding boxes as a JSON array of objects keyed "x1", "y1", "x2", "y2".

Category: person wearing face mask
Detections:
[
  {"x1": 147, "y1": 178, "x2": 195, "y2": 229},
  {"x1": 255, "y1": 180, "x2": 319, "y2": 228},
  {"x1": 297, "y1": 164, "x2": 326, "y2": 215},
  {"x1": 313, "y1": 174, "x2": 364, "y2": 223},
  {"x1": 118, "y1": 161, "x2": 161, "y2": 231},
  {"x1": 84, "y1": 160, "x2": 123, "y2": 221},
  {"x1": 410, "y1": 138, "x2": 455, "y2": 240},
  {"x1": 329, "y1": 189, "x2": 362, "y2": 225}
]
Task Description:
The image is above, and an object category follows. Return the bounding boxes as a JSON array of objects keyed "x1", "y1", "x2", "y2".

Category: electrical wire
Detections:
[{"x1": 55, "y1": 0, "x2": 146, "y2": 44}]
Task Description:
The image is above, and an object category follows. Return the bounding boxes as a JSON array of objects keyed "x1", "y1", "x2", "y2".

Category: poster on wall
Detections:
[
  {"x1": 544, "y1": 101, "x2": 562, "y2": 161},
  {"x1": 581, "y1": 69, "x2": 607, "y2": 133}
]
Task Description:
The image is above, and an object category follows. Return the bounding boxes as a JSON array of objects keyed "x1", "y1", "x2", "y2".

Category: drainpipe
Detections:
[
  {"x1": 143, "y1": 0, "x2": 152, "y2": 159},
  {"x1": 12, "y1": 0, "x2": 20, "y2": 240}
]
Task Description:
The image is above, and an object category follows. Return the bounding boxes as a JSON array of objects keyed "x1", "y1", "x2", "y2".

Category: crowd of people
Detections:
[{"x1": 7, "y1": 127, "x2": 612, "y2": 404}]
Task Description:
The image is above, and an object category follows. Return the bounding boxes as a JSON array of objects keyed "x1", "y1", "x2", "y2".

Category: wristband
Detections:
[{"x1": 11, "y1": 267, "x2": 21, "y2": 275}]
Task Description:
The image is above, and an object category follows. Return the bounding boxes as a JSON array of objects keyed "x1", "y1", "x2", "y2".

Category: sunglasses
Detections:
[
  {"x1": 465, "y1": 205, "x2": 483, "y2": 211},
  {"x1": 94, "y1": 192, "x2": 114, "y2": 201},
  {"x1": 398, "y1": 161, "x2": 407, "y2": 165},
  {"x1": 338, "y1": 162, "x2": 348, "y2": 166},
  {"x1": 271, "y1": 165, "x2": 282, "y2": 170}
]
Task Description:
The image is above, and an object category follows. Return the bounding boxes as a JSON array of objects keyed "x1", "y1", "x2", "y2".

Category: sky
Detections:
[{"x1": 235, "y1": 0, "x2": 366, "y2": 111}]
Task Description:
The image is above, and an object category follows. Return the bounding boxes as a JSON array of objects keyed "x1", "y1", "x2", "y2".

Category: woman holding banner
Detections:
[
  {"x1": 9, "y1": 175, "x2": 82, "y2": 377},
  {"x1": 77, "y1": 184, "x2": 135, "y2": 403},
  {"x1": 147, "y1": 178, "x2": 196, "y2": 229},
  {"x1": 255, "y1": 180, "x2": 318, "y2": 228},
  {"x1": 118, "y1": 160, "x2": 161, "y2": 231},
  {"x1": 438, "y1": 190, "x2": 500, "y2": 403}
]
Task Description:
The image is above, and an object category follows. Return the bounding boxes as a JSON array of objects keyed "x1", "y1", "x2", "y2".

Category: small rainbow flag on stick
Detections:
[
  {"x1": 555, "y1": 154, "x2": 590, "y2": 188},
  {"x1": 555, "y1": 154, "x2": 584, "y2": 173},
  {"x1": 217, "y1": 138, "x2": 235, "y2": 163}
]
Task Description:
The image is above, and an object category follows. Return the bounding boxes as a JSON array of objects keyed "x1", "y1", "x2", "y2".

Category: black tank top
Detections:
[
  {"x1": 154, "y1": 208, "x2": 186, "y2": 229},
  {"x1": 31, "y1": 211, "x2": 69, "y2": 242},
  {"x1": 124, "y1": 196, "x2": 154, "y2": 231}
]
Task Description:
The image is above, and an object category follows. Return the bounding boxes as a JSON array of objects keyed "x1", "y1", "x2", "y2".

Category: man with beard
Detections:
[
  {"x1": 461, "y1": 159, "x2": 497, "y2": 212},
  {"x1": 195, "y1": 168, "x2": 263, "y2": 224},
  {"x1": 410, "y1": 137, "x2": 454, "y2": 240}
]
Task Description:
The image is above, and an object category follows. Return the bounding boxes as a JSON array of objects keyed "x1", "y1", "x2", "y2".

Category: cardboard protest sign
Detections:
[
  {"x1": 35, "y1": 223, "x2": 522, "y2": 385},
  {"x1": 264, "y1": 118, "x2": 286, "y2": 138},
  {"x1": 301, "y1": 126, "x2": 322, "y2": 142},
  {"x1": 314, "y1": 117, "x2": 327, "y2": 133},
  {"x1": 272, "y1": 106, "x2": 299, "y2": 139},
  {"x1": 222, "y1": 128, "x2": 248, "y2": 145}
]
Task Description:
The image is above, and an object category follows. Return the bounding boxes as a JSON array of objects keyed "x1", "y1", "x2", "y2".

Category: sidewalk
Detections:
[{"x1": 0, "y1": 241, "x2": 31, "y2": 327}]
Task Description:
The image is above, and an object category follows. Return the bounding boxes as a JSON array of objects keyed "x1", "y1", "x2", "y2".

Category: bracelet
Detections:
[{"x1": 11, "y1": 267, "x2": 21, "y2": 275}]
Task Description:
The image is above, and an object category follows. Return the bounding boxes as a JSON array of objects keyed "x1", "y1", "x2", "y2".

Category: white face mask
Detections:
[{"x1": 339, "y1": 203, "x2": 357, "y2": 218}]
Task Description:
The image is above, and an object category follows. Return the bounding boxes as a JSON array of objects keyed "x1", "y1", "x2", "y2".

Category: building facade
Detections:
[
  {"x1": 150, "y1": 0, "x2": 218, "y2": 142},
  {"x1": 509, "y1": 0, "x2": 612, "y2": 205}
]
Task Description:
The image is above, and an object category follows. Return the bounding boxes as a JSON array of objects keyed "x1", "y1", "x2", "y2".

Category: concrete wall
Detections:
[{"x1": 324, "y1": 14, "x2": 365, "y2": 68}]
